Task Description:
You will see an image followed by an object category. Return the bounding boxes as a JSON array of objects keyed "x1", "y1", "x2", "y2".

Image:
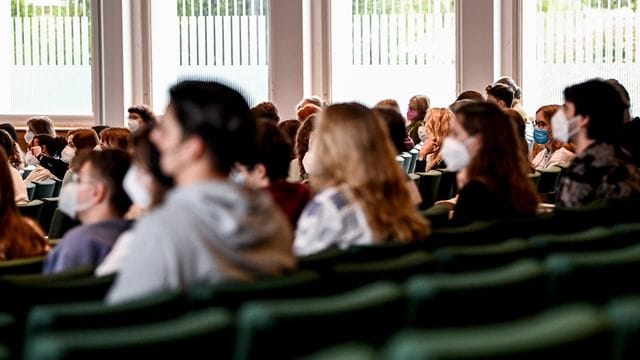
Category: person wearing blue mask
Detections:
[{"x1": 530, "y1": 105, "x2": 575, "y2": 170}]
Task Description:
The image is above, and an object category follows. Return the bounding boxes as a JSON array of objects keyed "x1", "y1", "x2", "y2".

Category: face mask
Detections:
[
  {"x1": 441, "y1": 137, "x2": 473, "y2": 171},
  {"x1": 58, "y1": 182, "x2": 95, "y2": 219},
  {"x1": 551, "y1": 109, "x2": 580, "y2": 143},
  {"x1": 407, "y1": 109, "x2": 419, "y2": 121},
  {"x1": 418, "y1": 125, "x2": 429, "y2": 142},
  {"x1": 24, "y1": 131, "x2": 34, "y2": 144},
  {"x1": 127, "y1": 119, "x2": 141, "y2": 132},
  {"x1": 94, "y1": 145, "x2": 102, "y2": 151},
  {"x1": 123, "y1": 166, "x2": 151, "y2": 208},
  {"x1": 302, "y1": 151, "x2": 316, "y2": 176},
  {"x1": 533, "y1": 128, "x2": 550, "y2": 145},
  {"x1": 24, "y1": 151, "x2": 40, "y2": 166},
  {"x1": 60, "y1": 146, "x2": 76, "y2": 163},
  {"x1": 229, "y1": 170, "x2": 247, "y2": 185}
]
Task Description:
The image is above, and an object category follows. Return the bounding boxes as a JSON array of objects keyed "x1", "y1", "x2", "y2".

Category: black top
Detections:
[
  {"x1": 37, "y1": 154, "x2": 68, "y2": 180},
  {"x1": 452, "y1": 180, "x2": 517, "y2": 226},
  {"x1": 620, "y1": 117, "x2": 640, "y2": 167}
]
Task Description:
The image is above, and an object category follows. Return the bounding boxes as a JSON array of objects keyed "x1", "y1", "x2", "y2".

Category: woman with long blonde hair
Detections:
[
  {"x1": 294, "y1": 103, "x2": 430, "y2": 256},
  {"x1": 418, "y1": 108, "x2": 453, "y2": 171}
]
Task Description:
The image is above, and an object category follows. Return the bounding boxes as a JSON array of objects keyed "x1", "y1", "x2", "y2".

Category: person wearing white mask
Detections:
[
  {"x1": 127, "y1": 104, "x2": 156, "y2": 132},
  {"x1": 555, "y1": 79, "x2": 640, "y2": 208},
  {"x1": 25, "y1": 134, "x2": 68, "y2": 182},
  {"x1": 43, "y1": 149, "x2": 133, "y2": 274},
  {"x1": 443, "y1": 102, "x2": 539, "y2": 225},
  {"x1": 530, "y1": 105, "x2": 575, "y2": 170},
  {"x1": 96, "y1": 125, "x2": 173, "y2": 276}
]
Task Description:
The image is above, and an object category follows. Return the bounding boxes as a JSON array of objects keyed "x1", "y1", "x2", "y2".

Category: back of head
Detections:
[
  {"x1": 169, "y1": 80, "x2": 257, "y2": 173},
  {"x1": 92, "y1": 125, "x2": 110, "y2": 138},
  {"x1": 426, "y1": 108, "x2": 453, "y2": 146},
  {"x1": 34, "y1": 134, "x2": 67, "y2": 157},
  {"x1": 100, "y1": 128, "x2": 131, "y2": 151},
  {"x1": 251, "y1": 120, "x2": 293, "y2": 181},
  {"x1": 494, "y1": 76, "x2": 522, "y2": 100},
  {"x1": 456, "y1": 90, "x2": 485, "y2": 102},
  {"x1": 374, "y1": 107, "x2": 409, "y2": 154},
  {"x1": 251, "y1": 101, "x2": 280, "y2": 124},
  {"x1": 0, "y1": 124, "x2": 18, "y2": 142},
  {"x1": 314, "y1": 102, "x2": 429, "y2": 241},
  {"x1": 27, "y1": 116, "x2": 56, "y2": 136},
  {"x1": 563, "y1": 78, "x2": 625, "y2": 143},
  {"x1": 607, "y1": 79, "x2": 632, "y2": 124},
  {"x1": 296, "y1": 96, "x2": 325, "y2": 111},
  {"x1": 127, "y1": 104, "x2": 156, "y2": 124},
  {"x1": 375, "y1": 99, "x2": 402, "y2": 114},
  {"x1": 486, "y1": 83, "x2": 515, "y2": 108},
  {"x1": 76, "y1": 149, "x2": 132, "y2": 216},
  {"x1": 69, "y1": 128, "x2": 99, "y2": 151},
  {"x1": 296, "y1": 103, "x2": 322, "y2": 122},
  {"x1": 277, "y1": 119, "x2": 301, "y2": 151},
  {"x1": 0, "y1": 130, "x2": 14, "y2": 157},
  {"x1": 0, "y1": 149, "x2": 15, "y2": 212}
]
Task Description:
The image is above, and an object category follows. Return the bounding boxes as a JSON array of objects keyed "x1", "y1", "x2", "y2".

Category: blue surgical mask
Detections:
[{"x1": 533, "y1": 128, "x2": 550, "y2": 145}]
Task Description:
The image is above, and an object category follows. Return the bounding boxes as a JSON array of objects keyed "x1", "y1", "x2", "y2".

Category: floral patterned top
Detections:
[{"x1": 556, "y1": 142, "x2": 640, "y2": 208}]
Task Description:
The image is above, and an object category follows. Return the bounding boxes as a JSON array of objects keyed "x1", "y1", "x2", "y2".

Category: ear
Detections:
[
  {"x1": 93, "y1": 182, "x2": 109, "y2": 204},
  {"x1": 253, "y1": 163, "x2": 268, "y2": 180},
  {"x1": 182, "y1": 136, "x2": 207, "y2": 162},
  {"x1": 498, "y1": 100, "x2": 507, "y2": 108},
  {"x1": 578, "y1": 115, "x2": 590, "y2": 128}
]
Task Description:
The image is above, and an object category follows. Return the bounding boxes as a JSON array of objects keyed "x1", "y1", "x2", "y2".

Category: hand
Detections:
[{"x1": 31, "y1": 145, "x2": 42, "y2": 157}]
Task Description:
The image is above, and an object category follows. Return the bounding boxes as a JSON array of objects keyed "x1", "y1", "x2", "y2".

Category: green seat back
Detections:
[
  {"x1": 300, "y1": 343, "x2": 376, "y2": 360},
  {"x1": 605, "y1": 296, "x2": 640, "y2": 360},
  {"x1": 25, "y1": 182, "x2": 35, "y2": 201},
  {"x1": 434, "y1": 239, "x2": 532, "y2": 273},
  {"x1": 297, "y1": 247, "x2": 349, "y2": 273},
  {"x1": 406, "y1": 259, "x2": 548, "y2": 327},
  {"x1": 32, "y1": 180, "x2": 56, "y2": 200},
  {"x1": 545, "y1": 242, "x2": 640, "y2": 304},
  {"x1": 26, "y1": 291, "x2": 187, "y2": 337},
  {"x1": 383, "y1": 304, "x2": 607, "y2": 360},
  {"x1": 188, "y1": 271, "x2": 324, "y2": 309},
  {"x1": 537, "y1": 165, "x2": 562, "y2": 193},
  {"x1": 38, "y1": 197, "x2": 59, "y2": 234},
  {"x1": 47, "y1": 208, "x2": 80, "y2": 239},
  {"x1": 332, "y1": 251, "x2": 436, "y2": 287},
  {"x1": 529, "y1": 227, "x2": 622, "y2": 255},
  {"x1": 416, "y1": 170, "x2": 442, "y2": 209},
  {"x1": 24, "y1": 308, "x2": 233, "y2": 360},
  {"x1": 528, "y1": 171, "x2": 541, "y2": 187},
  {"x1": 235, "y1": 282, "x2": 405, "y2": 360},
  {"x1": 17, "y1": 200, "x2": 43, "y2": 222},
  {"x1": 0, "y1": 256, "x2": 44, "y2": 276},
  {"x1": 51, "y1": 179, "x2": 63, "y2": 197},
  {"x1": 408, "y1": 149, "x2": 419, "y2": 173},
  {"x1": 435, "y1": 169, "x2": 457, "y2": 201}
]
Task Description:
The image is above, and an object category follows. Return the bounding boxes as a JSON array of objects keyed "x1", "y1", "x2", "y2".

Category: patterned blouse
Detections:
[
  {"x1": 294, "y1": 186, "x2": 373, "y2": 256},
  {"x1": 556, "y1": 142, "x2": 640, "y2": 208}
]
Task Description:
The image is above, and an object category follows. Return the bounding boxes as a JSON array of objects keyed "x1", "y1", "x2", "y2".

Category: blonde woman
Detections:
[
  {"x1": 294, "y1": 103, "x2": 430, "y2": 256},
  {"x1": 418, "y1": 108, "x2": 453, "y2": 171}
]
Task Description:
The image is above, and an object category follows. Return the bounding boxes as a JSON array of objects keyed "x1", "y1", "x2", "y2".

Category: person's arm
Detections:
[{"x1": 36, "y1": 154, "x2": 68, "y2": 180}]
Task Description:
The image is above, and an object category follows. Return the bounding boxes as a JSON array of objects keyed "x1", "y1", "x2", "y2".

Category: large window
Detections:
[
  {"x1": 151, "y1": 0, "x2": 269, "y2": 113},
  {"x1": 330, "y1": 0, "x2": 456, "y2": 107},
  {"x1": 522, "y1": 0, "x2": 640, "y2": 114},
  {"x1": 0, "y1": 0, "x2": 93, "y2": 115}
]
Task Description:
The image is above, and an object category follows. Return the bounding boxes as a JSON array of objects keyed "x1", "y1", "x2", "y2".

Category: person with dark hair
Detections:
[
  {"x1": 92, "y1": 125, "x2": 110, "y2": 139},
  {"x1": 485, "y1": 83, "x2": 514, "y2": 109},
  {"x1": 0, "y1": 123, "x2": 18, "y2": 142},
  {"x1": 25, "y1": 134, "x2": 68, "y2": 181},
  {"x1": 375, "y1": 98, "x2": 402, "y2": 114},
  {"x1": 234, "y1": 120, "x2": 311, "y2": 229},
  {"x1": 456, "y1": 90, "x2": 484, "y2": 102},
  {"x1": 127, "y1": 104, "x2": 156, "y2": 132},
  {"x1": 251, "y1": 101, "x2": 280, "y2": 123},
  {"x1": 64, "y1": 128, "x2": 99, "y2": 164},
  {"x1": 96, "y1": 124, "x2": 174, "y2": 276},
  {"x1": 44, "y1": 149, "x2": 133, "y2": 273},
  {"x1": 555, "y1": 79, "x2": 640, "y2": 208},
  {"x1": 443, "y1": 102, "x2": 539, "y2": 225},
  {"x1": 0, "y1": 124, "x2": 25, "y2": 170},
  {"x1": 504, "y1": 108, "x2": 534, "y2": 173},
  {"x1": 406, "y1": 95, "x2": 430, "y2": 144},
  {"x1": 375, "y1": 100, "x2": 414, "y2": 150},
  {"x1": 25, "y1": 116, "x2": 56, "y2": 146},
  {"x1": 494, "y1": 76, "x2": 527, "y2": 117},
  {"x1": 100, "y1": 128, "x2": 131, "y2": 151},
  {"x1": 0, "y1": 130, "x2": 28, "y2": 203},
  {"x1": 277, "y1": 119, "x2": 301, "y2": 151},
  {"x1": 0, "y1": 149, "x2": 48, "y2": 260},
  {"x1": 107, "y1": 80, "x2": 294, "y2": 304},
  {"x1": 608, "y1": 79, "x2": 640, "y2": 167}
]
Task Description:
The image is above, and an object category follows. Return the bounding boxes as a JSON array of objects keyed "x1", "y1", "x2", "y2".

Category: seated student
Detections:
[
  {"x1": 127, "y1": 104, "x2": 156, "y2": 132},
  {"x1": 493, "y1": 76, "x2": 527, "y2": 118},
  {"x1": 294, "y1": 103, "x2": 430, "y2": 256},
  {"x1": 25, "y1": 134, "x2": 68, "y2": 181},
  {"x1": 555, "y1": 79, "x2": 640, "y2": 208},
  {"x1": 455, "y1": 90, "x2": 484, "y2": 102},
  {"x1": 505, "y1": 109, "x2": 535, "y2": 174},
  {"x1": 106, "y1": 81, "x2": 294, "y2": 304},
  {"x1": 417, "y1": 108, "x2": 453, "y2": 171},
  {"x1": 99, "y1": 128, "x2": 131, "y2": 151},
  {"x1": 609, "y1": 79, "x2": 640, "y2": 167},
  {"x1": 485, "y1": 83, "x2": 515, "y2": 109},
  {"x1": 277, "y1": 119, "x2": 301, "y2": 148},
  {"x1": 96, "y1": 125, "x2": 173, "y2": 276},
  {"x1": 0, "y1": 130, "x2": 28, "y2": 203},
  {"x1": 25, "y1": 116, "x2": 56, "y2": 141},
  {"x1": 44, "y1": 149, "x2": 133, "y2": 273},
  {"x1": 63, "y1": 128, "x2": 99, "y2": 163},
  {"x1": 406, "y1": 95, "x2": 430, "y2": 144},
  {"x1": 0, "y1": 123, "x2": 25, "y2": 170},
  {"x1": 251, "y1": 101, "x2": 280, "y2": 124},
  {"x1": 375, "y1": 100, "x2": 415, "y2": 151},
  {"x1": 0, "y1": 149, "x2": 49, "y2": 260},
  {"x1": 234, "y1": 120, "x2": 311, "y2": 230},
  {"x1": 289, "y1": 115, "x2": 317, "y2": 182},
  {"x1": 530, "y1": 105, "x2": 575, "y2": 170},
  {"x1": 444, "y1": 102, "x2": 539, "y2": 226}
]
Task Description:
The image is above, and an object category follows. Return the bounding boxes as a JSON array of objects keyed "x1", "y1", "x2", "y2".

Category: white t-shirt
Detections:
[{"x1": 532, "y1": 147, "x2": 575, "y2": 171}]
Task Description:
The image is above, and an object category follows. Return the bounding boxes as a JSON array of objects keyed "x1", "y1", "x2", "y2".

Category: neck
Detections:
[
  {"x1": 175, "y1": 163, "x2": 227, "y2": 186},
  {"x1": 573, "y1": 131, "x2": 595, "y2": 155},
  {"x1": 79, "y1": 205, "x2": 120, "y2": 225}
]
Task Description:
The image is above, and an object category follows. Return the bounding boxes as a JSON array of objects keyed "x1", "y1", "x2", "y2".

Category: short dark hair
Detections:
[
  {"x1": 0, "y1": 124, "x2": 18, "y2": 142},
  {"x1": 0, "y1": 130, "x2": 13, "y2": 156},
  {"x1": 563, "y1": 78, "x2": 625, "y2": 143},
  {"x1": 456, "y1": 90, "x2": 484, "y2": 102},
  {"x1": 168, "y1": 80, "x2": 257, "y2": 173},
  {"x1": 77, "y1": 149, "x2": 132, "y2": 216},
  {"x1": 486, "y1": 83, "x2": 514, "y2": 107},
  {"x1": 251, "y1": 101, "x2": 280, "y2": 123},
  {"x1": 128, "y1": 104, "x2": 156, "y2": 124},
  {"x1": 373, "y1": 107, "x2": 407, "y2": 154},
  {"x1": 277, "y1": 119, "x2": 301, "y2": 153},
  {"x1": 244, "y1": 120, "x2": 293, "y2": 181},
  {"x1": 33, "y1": 134, "x2": 67, "y2": 157}
]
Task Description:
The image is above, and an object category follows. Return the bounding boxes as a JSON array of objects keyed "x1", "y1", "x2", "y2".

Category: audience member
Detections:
[
  {"x1": 444, "y1": 102, "x2": 539, "y2": 225},
  {"x1": 25, "y1": 134, "x2": 68, "y2": 181},
  {"x1": 556, "y1": 79, "x2": 640, "y2": 208},
  {"x1": 609, "y1": 79, "x2": 640, "y2": 167},
  {"x1": 456, "y1": 90, "x2": 484, "y2": 102},
  {"x1": 485, "y1": 83, "x2": 514, "y2": 109},
  {"x1": 64, "y1": 129, "x2": 99, "y2": 164},
  {"x1": 25, "y1": 116, "x2": 56, "y2": 144},
  {"x1": 0, "y1": 130, "x2": 28, "y2": 203},
  {"x1": 530, "y1": 105, "x2": 575, "y2": 170},
  {"x1": 375, "y1": 98, "x2": 402, "y2": 114},
  {"x1": 417, "y1": 108, "x2": 453, "y2": 171},
  {"x1": 493, "y1": 76, "x2": 527, "y2": 117},
  {"x1": 251, "y1": 101, "x2": 280, "y2": 123},
  {"x1": 296, "y1": 96, "x2": 326, "y2": 111},
  {"x1": 504, "y1": 108, "x2": 535, "y2": 173},
  {"x1": 277, "y1": 119, "x2": 301, "y2": 152},
  {"x1": 0, "y1": 149, "x2": 48, "y2": 260},
  {"x1": 406, "y1": 95, "x2": 430, "y2": 144},
  {"x1": 294, "y1": 103, "x2": 430, "y2": 256},
  {"x1": 0, "y1": 123, "x2": 24, "y2": 170},
  {"x1": 44, "y1": 149, "x2": 133, "y2": 273},
  {"x1": 290, "y1": 114, "x2": 317, "y2": 181},
  {"x1": 127, "y1": 104, "x2": 156, "y2": 132},
  {"x1": 99, "y1": 128, "x2": 131, "y2": 151},
  {"x1": 107, "y1": 80, "x2": 294, "y2": 304},
  {"x1": 296, "y1": 103, "x2": 322, "y2": 122}
]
